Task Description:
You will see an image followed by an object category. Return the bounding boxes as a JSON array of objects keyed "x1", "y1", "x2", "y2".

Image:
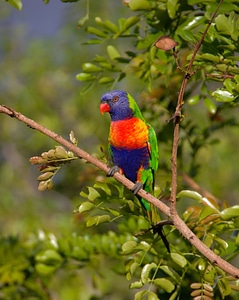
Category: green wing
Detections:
[{"x1": 148, "y1": 124, "x2": 159, "y2": 173}]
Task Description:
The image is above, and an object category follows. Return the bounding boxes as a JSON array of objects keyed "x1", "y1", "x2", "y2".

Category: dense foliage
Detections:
[{"x1": 1, "y1": 0, "x2": 239, "y2": 299}]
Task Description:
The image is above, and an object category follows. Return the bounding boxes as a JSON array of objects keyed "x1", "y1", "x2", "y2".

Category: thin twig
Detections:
[{"x1": 0, "y1": 104, "x2": 239, "y2": 278}]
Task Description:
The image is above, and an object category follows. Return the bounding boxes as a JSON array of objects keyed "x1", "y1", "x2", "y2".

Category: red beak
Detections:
[{"x1": 100, "y1": 102, "x2": 110, "y2": 114}]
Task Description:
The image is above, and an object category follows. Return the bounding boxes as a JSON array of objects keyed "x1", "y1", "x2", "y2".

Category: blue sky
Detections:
[{"x1": 9, "y1": 0, "x2": 66, "y2": 37}]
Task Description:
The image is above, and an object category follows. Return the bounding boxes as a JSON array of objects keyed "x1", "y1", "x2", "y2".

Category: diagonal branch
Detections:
[{"x1": 0, "y1": 104, "x2": 239, "y2": 278}]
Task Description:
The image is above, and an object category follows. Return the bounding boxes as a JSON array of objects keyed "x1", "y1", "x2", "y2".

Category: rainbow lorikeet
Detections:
[{"x1": 100, "y1": 90, "x2": 160, "y2": 226}]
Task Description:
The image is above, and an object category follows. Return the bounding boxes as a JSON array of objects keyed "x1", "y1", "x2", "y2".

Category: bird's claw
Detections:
[
  {"x1": 107, "y1": 166, "x2": 120, "y2": 177},
  {"x1": 131, "y1": 182, "x2": 143, "y2": 194}
]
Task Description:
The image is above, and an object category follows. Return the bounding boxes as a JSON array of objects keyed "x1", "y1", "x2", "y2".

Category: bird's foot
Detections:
[
  {"x1": 107, "y1": 165, "x2": 120, "y2": 177},
  {"x1": 131, "y1": 182, "x2": 143, "y2": 194}
]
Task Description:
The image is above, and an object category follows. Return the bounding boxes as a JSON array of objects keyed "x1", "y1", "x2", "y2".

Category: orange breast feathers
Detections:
[{"x1": 109, "y1": 117, "x2": 149, "y2": 149}]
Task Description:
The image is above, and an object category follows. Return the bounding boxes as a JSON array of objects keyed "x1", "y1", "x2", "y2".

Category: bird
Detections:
[{"x1": 100, "y1": 90, "x2": 159, "y2": 226}]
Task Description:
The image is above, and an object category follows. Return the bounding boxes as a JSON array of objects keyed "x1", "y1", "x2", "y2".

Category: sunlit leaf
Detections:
[
  {"x1": 107, "y1": 45, "x2": 121, "y2": 60},
  {"x1": 128, "y1": 0, "x2": 152, "y2": 10},
  {"x1": 220, "y1": 206, "x2": 239, "y2": 220},
  {"x1": 170, "y1": 253, "x2": 187, "y2": 268},
  {"x1": 188, "y1": 95, "x2": 200, "y2": 105},
  {"x1": 177, "y1": 190, "x2": 203, "y2": 202},
  {"x1": 215, "y1": 13, "x2": 239, "y2": 41},
  {"x1": 153, "y1": 278, "x2": 175, "y2": 293},
  {"x1": 76, "y1": 73, "x2": 97, "y2": 81},
  {"x1": 129, "y1": 280, "x2": 143, "y2": 289},
  {"x1": 212, "y1": 89, "x2": 236, "y2": 102},
  {"x1": 82, "y1": 63, "x2": 102, "y2": 73},
  {"x1": 121, "y1": 240, "x2": 138, "y2": 254},
  {"x1": 78, "y1": 201, "x2": 95, "y2": 213}
]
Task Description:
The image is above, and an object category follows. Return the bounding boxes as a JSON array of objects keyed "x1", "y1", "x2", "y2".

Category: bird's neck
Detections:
[{"x1": 110, "y1": 107, "x2": 133, "y2": 121}]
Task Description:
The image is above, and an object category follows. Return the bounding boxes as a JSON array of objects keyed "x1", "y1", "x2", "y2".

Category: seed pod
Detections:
[
  {"x1": 37, "y1": 172, "x2": 54, "y2": 181},
  {"x1": 47, "y1": 149, "x2": 56, "y2": 159},
  {"x1": 54, "y1": 146, "x2": 68, "y2": 159},
  {"x1": 29, "y1": 156, "x2": 46, "y2": 165}
]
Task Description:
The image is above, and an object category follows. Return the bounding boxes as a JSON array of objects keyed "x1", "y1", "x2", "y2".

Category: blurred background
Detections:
[{"x1": 0, "y1": 1, "x2": 239, "y2": 298}]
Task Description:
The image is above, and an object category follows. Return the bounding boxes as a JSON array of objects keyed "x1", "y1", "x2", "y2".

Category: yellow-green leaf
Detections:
[{"x1": 153, "y1": 278, "x2": 175, "y2": 293}]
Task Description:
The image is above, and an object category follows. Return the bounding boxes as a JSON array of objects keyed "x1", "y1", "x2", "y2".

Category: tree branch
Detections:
[{"x1": 0, "y1": 104, "x2": 239, "y2": 278}]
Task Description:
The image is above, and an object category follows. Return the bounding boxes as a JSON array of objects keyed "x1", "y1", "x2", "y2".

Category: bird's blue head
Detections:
[{"x1": 100, "y1": 90, "x2": 133, "y2": 121}]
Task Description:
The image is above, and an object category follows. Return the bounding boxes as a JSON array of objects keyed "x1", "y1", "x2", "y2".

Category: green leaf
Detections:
[
  {"x1": 129, "y1": 280, "x2": 143, "y2": 289},
  {"x1": 128, "y1": 0, "x2": 152, "y2": 11},
  {"x1": 86, "y1": 215, "x2": 111, "y2": 226},
  {"x1": 35, "y1": 263, "x2": 57, "y2": 275},
  {"x1": 76, "y1": 73, "x2": 97, "y2": 82},
  {"x1": 35, "y1": 250, "x2": 63, "y2": 265},
  {"x1": 135, "y1": 290, "x2": 147, "y2": 300},
  {"x1": 177, "y1": 190, "x2": 219, "y2": 212},
  {"x1": 98, "y1": 77, "x2": 114, "y2": 84},
  {"x1": 147, "y1": 291, "x2": 160, "y2": 300},
  {"x1": 87, "y1": 187, "x2": 101, "y2": 201},
  {"x1": 141, "y1": 263, "x2": 157, "y2": 284},
  {"x1": 214, "y1": 236, "x2": 228, "y2": 251},
  {"x1": 204, "y1": 98, "x2": 217, "y2": 114},
  {"x1": 159, "y1": 266, "x2": 181, "y2": 282},
  {"x1": 177, "y1": 190, "x2": 203, "y2": 202},
  {"x1": 153, "y1": 278, "x2": 175, "y2": 293},
  {"x1": 121, "y1": 240, "x2": 138, "y2": 254},
  {"x1": 220, "y1": 205, "x2": 239, "y2": 220},
  {"x1": 7, "y1": 0, "x2": 22, "y2": 10},
  {"x1": 107, "y1": 45, "x2": 121, "y2": 60},
  {"x1": 115, "y1": 16, "x2": 140, "y2": 37},
  {"x1": 176, "y1": 28, "x2": 197, "y2": 43},
  {"x1": 215, "y1": 13, "x2": 239, "y2": 41},
  {"x1": 86, "y1": 26, "x2": 108, "y2": 38},
  {"x1": 167, "y1": 0, "x2": 179, "y2": 19},
  {"x1": 199, "y1": 206, "x2": 218, "y2": 222},
  {"x1": 82, "y1": 63, "x2": 102, "y2": 73},
  {"x1": 218, "y1": 277, "x2": 232, "y2": 297},
  {"x1": 130, "y1": 261, "x2": 140, "y2": 275},
  {"x1": 95, "y1": 17, "x2": 118, "y2": 33},
  {"x1": 223, "y1": 78, "x2": 236, "y2": 93},
  {"x1": 78, "y1": 201, "x2": 95, "y2": 213},
  {"x1": 170, "y1": 253, "x2": 187, "y2": 268},
  {"x1": 200, "y1": 53, "x2": 220, "y2": 63},
  {"x1": 93, "y1": 181, "x2": 112, "y2": 195},
  {"x1": 188, "y1": 95, "x2": 200, "y2": 105},
  {"x1": 212, "y1": 89, "x2": 235, "y2": 102}
]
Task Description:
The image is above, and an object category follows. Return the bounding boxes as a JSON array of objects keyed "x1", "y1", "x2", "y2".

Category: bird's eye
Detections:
[{"x1": 112, "y1": 96, "x2": 119, "y2": 103}]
